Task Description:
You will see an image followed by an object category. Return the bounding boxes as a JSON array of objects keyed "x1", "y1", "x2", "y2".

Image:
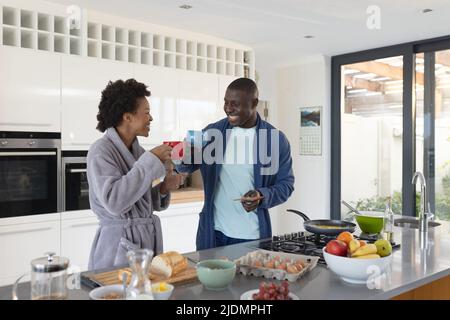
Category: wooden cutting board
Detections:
[{"x1": 85, "y1": 265, "x2": 198, "y2": 287}]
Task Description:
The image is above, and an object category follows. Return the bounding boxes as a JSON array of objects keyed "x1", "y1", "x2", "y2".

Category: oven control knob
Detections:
[
  {"x1": 0, "y1": 140, "x2": 7, "y2": 146},
  {"x1": 273, "y1": 235, "x2": 280, "y2": 241},
  {"x1": 28, "y1": 140, "x2": 36, "y2": 146}
]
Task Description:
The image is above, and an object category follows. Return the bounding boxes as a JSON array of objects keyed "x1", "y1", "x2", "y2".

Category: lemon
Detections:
[{"x1": 158, "y1": 282, "x2": 168, "y2": 292}]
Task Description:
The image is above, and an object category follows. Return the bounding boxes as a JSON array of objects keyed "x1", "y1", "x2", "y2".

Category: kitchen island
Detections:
[{"x1": 1, "y1": 220, "x2": 450, "y2": 300}]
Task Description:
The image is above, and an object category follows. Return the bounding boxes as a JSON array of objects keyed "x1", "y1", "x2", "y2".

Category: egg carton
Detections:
[{"x1": 234, "y1": 249, "x2": 320, "y2": 282}]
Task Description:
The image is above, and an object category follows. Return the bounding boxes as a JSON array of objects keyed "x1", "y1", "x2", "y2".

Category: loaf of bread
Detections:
[{"x1": 150, "y1": 251, "x2": 188, "y2": 278}]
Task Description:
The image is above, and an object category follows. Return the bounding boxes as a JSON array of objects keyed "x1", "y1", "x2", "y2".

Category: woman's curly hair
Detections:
[{"x1": 96, "y1": 79, "x2": 151, "y2": 132}]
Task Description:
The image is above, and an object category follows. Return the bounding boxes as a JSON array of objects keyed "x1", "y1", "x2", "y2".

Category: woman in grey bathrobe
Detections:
[{"x1": 87, "y1": 79, "x2": 185, "y2": 270}]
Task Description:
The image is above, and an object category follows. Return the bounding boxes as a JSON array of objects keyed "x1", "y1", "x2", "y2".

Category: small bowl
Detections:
[
  {"x1": 89, "y1": 285, "x2": 124, "y2": 300},
  {"x1": 196, "y1": 259, "x2": 236, "y2": 290},
  {"x1": 355, "y1": 211, "x2": 385, "y2": 234},
  {"x1": 151, "y1": 282, "x2": 174, "y2": 300},
  {"x1": 323, "y1": 248, "x2": 392, "y2": 284}
]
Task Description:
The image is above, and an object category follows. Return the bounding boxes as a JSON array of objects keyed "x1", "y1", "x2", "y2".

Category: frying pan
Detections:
[{"x1": 286, "y1": 209, "x2": 356, "y2": 236}]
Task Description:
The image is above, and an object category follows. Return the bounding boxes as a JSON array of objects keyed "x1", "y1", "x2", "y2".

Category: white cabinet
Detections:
[
  {"x1": 155, "y1": 202, "x2": 202, "y2": 254},
  {"x1": 133, "y1": 65, "x2": 179, "y2": 147},
  {"x1": 218, "y1": 75, "x2": 237, "y2": 120},
  {"x1": 61, "y1": 210, "x2": 98, "y2": 272},
  {"x1": 61, "y1": 56, "x2": 133, "y2": 150},
  {"x1": 0, "y1": 46, "x2": 60, "y2": 132},
  {"x1": 177, "y1": 72, "x2": 221, "y2": 137},
  {"x1": 0, "y1": 218, "x2": 60, "y2": 286}
]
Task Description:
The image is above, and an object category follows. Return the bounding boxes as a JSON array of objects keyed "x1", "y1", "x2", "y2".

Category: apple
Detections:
[{"x1": 325, "y1": 240, "x2": 348, "y2": 257}]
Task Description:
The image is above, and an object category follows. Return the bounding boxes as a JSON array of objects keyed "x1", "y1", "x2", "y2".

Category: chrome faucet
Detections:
[{"x1": 412, "y1": 172, "x2": 433, "y2": 233}]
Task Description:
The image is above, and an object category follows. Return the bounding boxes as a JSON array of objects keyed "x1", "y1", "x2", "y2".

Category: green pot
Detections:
[{"x1": 355, "y1": 211, "x2": 385, "y2": 234}]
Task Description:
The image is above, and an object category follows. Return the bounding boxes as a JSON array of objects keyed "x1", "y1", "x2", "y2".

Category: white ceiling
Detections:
[{"x1": 46, "y1": 0, "x2": 450, "y2": 66}]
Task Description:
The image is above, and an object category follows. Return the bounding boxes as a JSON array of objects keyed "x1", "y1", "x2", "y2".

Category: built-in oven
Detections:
[
  {"x1": 62, "y1": 151, "x2": 90, "y2": 211},
  {"x1": 0, "y1": 132, "x2": 61, "y2": 218}
]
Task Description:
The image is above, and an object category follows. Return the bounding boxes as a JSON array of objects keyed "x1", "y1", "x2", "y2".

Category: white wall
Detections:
[
  {"x1": 255, "y1": 58, "x2": 280, "y2": 233},
  {"x1": 274, "y1": 55, "x2": 331, "y2": 234}
]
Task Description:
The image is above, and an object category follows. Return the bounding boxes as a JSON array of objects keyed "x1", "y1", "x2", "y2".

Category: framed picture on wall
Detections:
[{"x1": 299, "y1": 106, "x2": 322, "y2": 155}]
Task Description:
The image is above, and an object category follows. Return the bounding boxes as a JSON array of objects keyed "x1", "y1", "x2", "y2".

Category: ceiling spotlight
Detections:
[
  {"x1": 179, "y1": 4, "x2": 192, "y2": 9},
  {"x1": 304, "y1": 35, "x2": 314, "y2": 39},
  {"x1": 422, "y1": 8, "x2": 433, "y2": 13}
]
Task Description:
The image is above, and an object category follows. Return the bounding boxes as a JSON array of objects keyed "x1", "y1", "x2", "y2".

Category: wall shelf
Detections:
[
  {"x1": 226, "y1": 63, "x2": 234, "y2": 76},
  {"x1": 128, "y1": 46, "x2": 139, "y2": 63},
  {"x1": 101, "y1": 42, "x2": 113, "y2": 60},
  {"x1": 187, "y1": 41, "x2": 196, "y2": 56},
  {"x1": 20, "y1": 28, "x2": 35, "y2": 49},
  {"x1": 153, "y1": 50, "x2": 163, "y2": 66},
  {"x1": 70, "y1": 37, "x2": 81, "y2": 55},
  {"x1": 3, "y1": 6, "x2": 18, "y2": 26},
  {"x1": 176, "y1": 54, "x2": 186, "y2": 69},
  {"x1": 38, "y1": 13, "x2": 52, "y2": 32},
  {"x1": 101, "y1": 25, "x2": 113, "y2": 42},
  {"x1": 141, "y1": 49, "x2": 151, "y2": 65},
  {"x1": 115, "y1": 44, "x2": 127, "y2": 61},
  {"x1": 38, "y1": 31, "x2": 52, "y2": 51},
  {"x1": 197, "y1": 43, "x2": 206, "y2": 57},
  {"x1": 164, "y1": 52, "x2": 175, "y2": 68},
  {"x1": 20, "y1": 10, "x2": 35, "y2": 29},
  {"x1": 87, "y1": 22, "x2": 98, "y2": 39},
  {"x1": 87, "y1": 39, "x2": 99, "y2": 57},
  {"x1": 128, "y1": 29, "x2": 139, "y2": 46},
  {"x1": 115, "y1": 27, "x2": 127, "y2": 44},
  {"x1": 197, "y1": 58, "x2": 206, "y2": 73},
  {"x1": 54, "y1": 16, "x2": 67, "y2": 35},
  {"x1": 187, "y1": 56, "x2": 196, "y2": 71},
  {"x1": 69, "y1": 26, "x2": 80, "y2": 37},
  {"x1": 153, "y1": 34, "x2": 162, "y2": 50},
  {"x1": 141, "y1": 32, "x2": 152, "y2": 48},
  {"x1": 0, "y1": 5, "x2": 255, "y2": 78},
  {"x1": 164, "y1": 36, "x2": 174, "y2": 52},
  {"x1": 2, "y1": 26, "x2": 18, "y2": 46},
  {"x1": 54, "y1": 34, "x2": 67, "y2": 53},
  {"x1": 176, "y1": 38, "x2": 185, "y2": 54}
]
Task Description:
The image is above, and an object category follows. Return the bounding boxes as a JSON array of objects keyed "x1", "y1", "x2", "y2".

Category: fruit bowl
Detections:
[{"x1": 323, "y1": 247, "x2": 392, "y2": 284}]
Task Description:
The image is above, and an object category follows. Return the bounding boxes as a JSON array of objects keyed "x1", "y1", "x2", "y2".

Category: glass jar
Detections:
[{"x1": 126, "y1": 249, "x2": 154, "y2": 300}]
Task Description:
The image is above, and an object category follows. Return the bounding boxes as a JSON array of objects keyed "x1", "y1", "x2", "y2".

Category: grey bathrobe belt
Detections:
[{"x1": 99, "y1": 216, "x2": 163, "y2": 253}]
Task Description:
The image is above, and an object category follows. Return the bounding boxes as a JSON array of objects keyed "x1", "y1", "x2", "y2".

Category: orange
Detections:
[
  {"x1": 336, "y1": 231, "x2": 354, "y2": 245},
  {"x1": 359, "y1": 240, "x2": 367, "y2": 247}
]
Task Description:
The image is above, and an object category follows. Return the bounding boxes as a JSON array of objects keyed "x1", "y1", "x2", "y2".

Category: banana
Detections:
[
  {"x1": 351, "y1": 243, "x2": 377, "y2": 257},
  {"x1": 354, "y1": 254, "x2": 381, "y2": 259},
  {"x1": 348, "y1": 239, "x2": 361, "y2": 255}
]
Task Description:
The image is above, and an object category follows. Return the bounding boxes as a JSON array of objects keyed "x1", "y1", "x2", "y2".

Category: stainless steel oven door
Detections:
[
  {"x1": 62, "y1": 156, "x2": 90, "y2": 211},
  {"x1": 0, "y1": 142, "x2": 61, "y2": 218}
]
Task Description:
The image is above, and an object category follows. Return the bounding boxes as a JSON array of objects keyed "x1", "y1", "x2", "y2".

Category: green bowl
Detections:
[
  {"x1": 355, "y1": 211, "x2": 385, "y2": 234},
  {"x1": 196, "y1": 259, "x2": 236, "y2": 290}
]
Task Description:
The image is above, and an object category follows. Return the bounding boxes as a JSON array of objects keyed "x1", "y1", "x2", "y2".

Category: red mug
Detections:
[{"x1": 163, "y1": 141, "x2": 184, "y2": 160}]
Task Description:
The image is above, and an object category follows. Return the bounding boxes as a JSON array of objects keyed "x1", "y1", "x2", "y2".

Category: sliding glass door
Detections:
[
  {"x1": 416, "y1": 50, "x2": 450, "y2": 221},
  {"x1": 331, "y1": 36, "x2": 450, "y2": 221},
  {"x1": 341, "y1": 57, "x2": 404, "y2": 215}
]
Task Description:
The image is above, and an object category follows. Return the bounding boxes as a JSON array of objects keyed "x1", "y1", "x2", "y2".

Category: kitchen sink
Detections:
[{"x1": 394, "y1": 218, "x2": 441, "y2": 229}]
